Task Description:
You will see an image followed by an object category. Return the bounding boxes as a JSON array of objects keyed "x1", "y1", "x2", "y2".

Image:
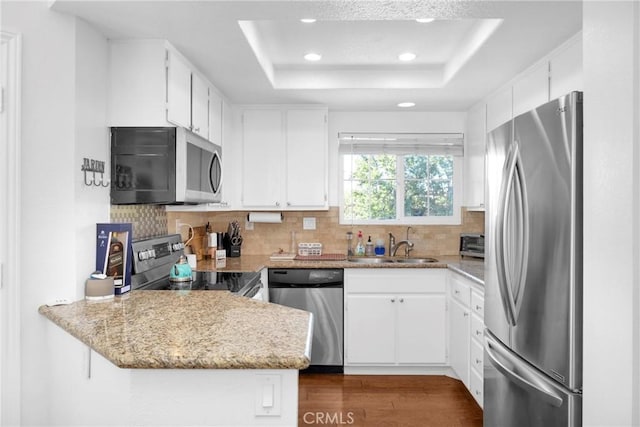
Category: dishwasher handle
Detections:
[{"x1": 268, "y1": 281, "x2": 343, "y2": 289}]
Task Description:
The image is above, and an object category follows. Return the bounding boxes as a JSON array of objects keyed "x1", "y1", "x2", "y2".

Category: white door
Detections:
[
  {"x1": 285, "y1": 109, "x2": 327, "y2": 208},
  {"x1": 449, "y1": 298, "x2": 470, "y2": 387},
  {"x1": 345, "y1": 294, "x2": 395, "y2": 364},
  {"x1": 1, "y1": 30, "x2": 21, "y2": 427},
  {"x1": 397, "y1": 294, "x2": 447, "y2": 364},
  {"x1": 241, "y1": 109, "x2": 284, "y2": 208},
  {"x1": 190, "y1": 72, "x2": 209, "y2": 138},
  {"x1": 166, "y1": 48, "x2": 191, "y2": 128}
]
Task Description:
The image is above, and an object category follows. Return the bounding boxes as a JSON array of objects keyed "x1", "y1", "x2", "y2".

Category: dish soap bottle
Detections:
[
  {"x1": 355, "y1": 231, "x2": 365, "y2": 256},
  {"x1": 365, "y1": 236, "x2": 374, "y2": 256}
]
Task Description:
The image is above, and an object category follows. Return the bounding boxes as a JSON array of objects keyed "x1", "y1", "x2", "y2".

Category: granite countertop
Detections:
[
  {"x1": 39, "y1": 291, "x2": 312, "y2": 370},
  {"x1": 446, "y1": 258, "x2": 485, "y2": 285},
  {"x1": 196, "y1": 254, "x2": 485, "y2": 285}
]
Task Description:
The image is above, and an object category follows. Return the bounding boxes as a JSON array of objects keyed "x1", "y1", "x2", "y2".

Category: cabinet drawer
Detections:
[
  {"x1": 470, "y1": 366, "x2": 484, "y2": 408},
  {"x1": 471, "y1": 313, "x2": 484, "y2": 343},
  {"x1": 471, "y1": 290, "x2": 484, "y2": 317},
  {"x1": 346, "y1": 269, "x2": 446, "y2": 294},
  {"x1": 470, "y1": 338, "x2": 484, "y2": 375},
  {"x1": 449, "y1": 274, "x2": 470, "y2": 306}
]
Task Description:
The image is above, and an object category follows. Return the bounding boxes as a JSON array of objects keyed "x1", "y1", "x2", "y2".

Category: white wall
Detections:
[
  {"x1": 327, "y1": 111, "x2": 466, "y2": 206},
  {"x1": 2, "y1": 3, "x2": 110, "y2": 425},
  {"x1": 583, "y1": 1, "x2": 640, "y2": 425}
]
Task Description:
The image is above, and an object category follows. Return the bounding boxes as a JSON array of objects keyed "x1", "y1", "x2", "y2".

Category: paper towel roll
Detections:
[{"x1": 247, "y1": 212, "x2": 283, "y2": 223}]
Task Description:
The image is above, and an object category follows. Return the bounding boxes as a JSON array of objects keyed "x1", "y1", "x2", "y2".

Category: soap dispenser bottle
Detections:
[
  {"x1": 365, "y1": 236, "x2": 374, "y2": 256},
  {"x1": 355, "y1": 231, "x2": 365, "y2": 256}
]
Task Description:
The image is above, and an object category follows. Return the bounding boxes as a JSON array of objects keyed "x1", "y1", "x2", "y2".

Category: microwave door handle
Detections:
[{"x1": 209, "y1": 151, "x2": 223, "y2": 194}]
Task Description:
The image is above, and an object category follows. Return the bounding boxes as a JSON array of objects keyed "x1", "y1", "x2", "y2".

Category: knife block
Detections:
[{"x1": 222, "y1": 233, "x2": 241, "y2": 257}]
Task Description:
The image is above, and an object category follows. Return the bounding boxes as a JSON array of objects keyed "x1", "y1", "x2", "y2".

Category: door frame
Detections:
[{"x1": 1, "y1": 30, "x2": 22, "y2": 427}]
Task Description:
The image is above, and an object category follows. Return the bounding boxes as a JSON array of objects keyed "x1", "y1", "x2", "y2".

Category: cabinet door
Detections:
[
  {"x1": 209, "y1": 89, "x2": 223, "y2": 146},
  {"x1": 285, "y1": 109, "x2": 328, "y2": 208},
  {"x1": 345, "y1": 294, "x2": 395, "y2": 364},
  {"x1": 449, "y1": 298, "x2": 470, "y2": 387},
  {"x1": 241, "y1": 110, "x2": 284, "y2": 208},
  {"x1": 191, "y1": 72, "x2": 209, "y2": 138},
  {"x1": 397, "y1": 294, "x2": 446, "y2": 364},
  {"x1": 166, "y1": 49, "x2": 192, "y2": 128},
  {"x1": 464, "y1": 102, "x2": 486, "y2": 208}
]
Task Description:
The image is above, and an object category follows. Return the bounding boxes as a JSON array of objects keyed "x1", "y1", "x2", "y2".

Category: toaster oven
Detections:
[{"x1": 460, "y1": 233, "x2": 484, "y2": 258}]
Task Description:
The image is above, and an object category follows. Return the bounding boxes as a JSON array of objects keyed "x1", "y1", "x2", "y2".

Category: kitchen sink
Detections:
[
  {"x1": 394, "y1": 258, "x2": 439, "y2": 264},
  {"x1": 347, "y1": 257, "x2": 395, "y2": 264},
  {"x1": 347, "y1": 257, "x2": 439, "y2": 264}
]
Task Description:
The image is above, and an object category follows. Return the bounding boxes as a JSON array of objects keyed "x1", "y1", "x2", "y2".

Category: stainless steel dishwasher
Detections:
[{"x1": 268, "y1": 268, "x2": 343, "y2": 373}]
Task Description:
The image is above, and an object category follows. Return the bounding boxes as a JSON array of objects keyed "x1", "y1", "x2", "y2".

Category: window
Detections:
[{"x1": 339, "y1": 133, "x2": 463, "y2": 225}]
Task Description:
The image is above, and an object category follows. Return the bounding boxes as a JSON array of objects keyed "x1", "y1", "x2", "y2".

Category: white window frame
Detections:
[{"x1": 338, "y1": 133, "x2": 463, "y2": 226}]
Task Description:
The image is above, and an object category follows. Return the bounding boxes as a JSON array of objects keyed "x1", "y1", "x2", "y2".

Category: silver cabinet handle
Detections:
[
  {"x1": 275, "y1": 202, "x2": 280, "y2": 207},
  {"x1": 391, "y1": 299, "x2": 395, "y2": 303},
  {"x1": 399, "y1": 298, "x2": 404, "y2": 303}
]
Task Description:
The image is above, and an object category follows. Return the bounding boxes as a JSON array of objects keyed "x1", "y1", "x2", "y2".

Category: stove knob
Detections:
[
  {"x1": 138, "y1": 251, "x2": 148, "y2": 261},
  {"x1": 172, "y1": 243, "x2": 184, "y2": 251},
  {"x1": 148, "y1": 249, "x2": 156, "y2": 259}
]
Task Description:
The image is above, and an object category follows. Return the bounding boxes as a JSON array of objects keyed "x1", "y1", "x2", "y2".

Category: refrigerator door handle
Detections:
[
  {"x1": 495, "y1": 144, "x2": 519, "y2": 326},
  {"x1": 485, "y1": 331, "x2": 563, "y2": 408}
]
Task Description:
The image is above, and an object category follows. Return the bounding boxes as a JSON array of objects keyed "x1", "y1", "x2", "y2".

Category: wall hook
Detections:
[{"x1": 81, "y1": 158, "x2": 110, "y2": 188}]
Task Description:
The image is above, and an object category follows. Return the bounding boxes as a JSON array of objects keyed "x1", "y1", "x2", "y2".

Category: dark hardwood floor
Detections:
[{"x1": 299, "y1": 374, "x2": 483, "y2": 426}]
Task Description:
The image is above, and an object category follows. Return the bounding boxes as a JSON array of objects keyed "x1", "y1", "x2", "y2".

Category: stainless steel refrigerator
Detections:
[{"x1": 484, "y1": 91, "x2": 583, "y2": 426}]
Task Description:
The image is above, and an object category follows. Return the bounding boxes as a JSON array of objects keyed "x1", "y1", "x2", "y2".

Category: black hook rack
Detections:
[{"x1": 81, "y1": 158, "x2": 110, "y2": 187}]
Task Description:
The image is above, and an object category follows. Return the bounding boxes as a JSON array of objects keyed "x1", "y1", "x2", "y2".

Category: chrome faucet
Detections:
[{"x1": 390, "y1": 227, "x2": 414, "y2": 257}]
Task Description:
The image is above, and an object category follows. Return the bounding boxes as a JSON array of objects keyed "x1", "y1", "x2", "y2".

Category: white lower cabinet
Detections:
[
  {"x1": 345, "y1": 269, "x2": 447, "y2": 367},
  {"x1": 447, "y1": 270, "x2": 485, "y2": 408}
]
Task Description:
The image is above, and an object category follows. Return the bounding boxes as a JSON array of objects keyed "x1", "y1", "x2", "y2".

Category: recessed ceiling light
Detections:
[
  {"x1": 416, "y1": 18, "x2": 435, "y2": 23},
  {"x1": 398, "y1": 102, "x2": 416, "y2": 108},
  {"x1": 304, "y1": 53, "x2": 322, "y2": 61},
  {"x1": 398, "y1": 52, "x2": 417, "y2": 61},
  {"x1": 300, "y1": 18, "x2": 317, "y2": 23}
]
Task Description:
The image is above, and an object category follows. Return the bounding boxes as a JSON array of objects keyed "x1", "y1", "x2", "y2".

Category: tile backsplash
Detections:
[
  {"x1": 166, "y1": 207, "x2": 484, "y2": 257},
  {"x1": 110, "y1": 205, "x2": 168, "y2": 239}
]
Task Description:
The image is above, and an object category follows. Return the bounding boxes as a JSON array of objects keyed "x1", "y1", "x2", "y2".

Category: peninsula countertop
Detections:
[{"x1": 39, "y1": 291, "x2": 312, "y2": 370}]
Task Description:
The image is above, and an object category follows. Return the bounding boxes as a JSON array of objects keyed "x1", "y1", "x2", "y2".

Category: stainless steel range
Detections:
[{"x1": 131, "y1": 234, "x2": 261, "y2": 298}]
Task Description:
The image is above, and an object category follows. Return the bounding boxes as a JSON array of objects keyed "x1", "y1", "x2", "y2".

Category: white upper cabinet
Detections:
[
  {"x1": 240, "y1": 106, "x2": 329, "y2": 210},
  {"x1": 166, "y1": 48, "x2": 192, "y2": 129},
  {"x1": 109, "y1": 39, "x2": 223, "y2": 145},
  {"x1": 285, "y1": 109, "x2": 328, "y2": 209},
  {"x1": 209, "y1": 89, "x2": 223, "y2": 146},
  {"x1": 549, "y1": 36, "x2": 583, "y2": 100},
  {"x1": 464, "y1": 102, "x2": 486, "y2": 208},
  {"x1": 190, "y1": 71, "x2": 210, "y2": 139},
  {"x1": 513, "y1": 61, "x2": 549, "y2": 118},
  {"x1": 241, "y1": 109, "x2": 284, "y2": 209}
]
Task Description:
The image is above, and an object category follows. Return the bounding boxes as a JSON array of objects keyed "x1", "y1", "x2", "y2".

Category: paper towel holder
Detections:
[{"x1": 247, "y1": 212, "x2": 283, "y2": 224}]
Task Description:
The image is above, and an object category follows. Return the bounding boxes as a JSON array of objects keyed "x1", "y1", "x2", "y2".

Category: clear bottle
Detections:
[
  {"x1": 355, "y1": 231, "x2": 365, "y2": 256},
  {"x1": 365, "y1": 236, "x2": 374, "y2": 256},
  {"x1": 346, "y1": 231, "x2": 354, "y2": 256}
]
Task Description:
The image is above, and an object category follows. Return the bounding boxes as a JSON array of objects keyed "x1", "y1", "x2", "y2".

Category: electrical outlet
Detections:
[{"x1": 303, "y1": 217, "x2": 316, "y2": 230}]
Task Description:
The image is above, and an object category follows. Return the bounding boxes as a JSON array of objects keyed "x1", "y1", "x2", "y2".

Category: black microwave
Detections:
[{"x1": 110, "y1": 127, "x2": 222, "y2": 205}]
